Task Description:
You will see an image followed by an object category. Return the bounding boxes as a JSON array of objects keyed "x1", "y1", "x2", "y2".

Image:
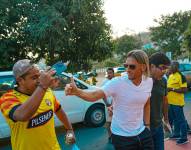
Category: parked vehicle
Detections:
[
  {"x1": 114, "y1": 67, "x2": 125, "y2": 77},
  {"x1": 113, "y1": 67, "x2": 126, "y2": 77},
  {"x1": 179, "y1": 63, "x2": 191, "y2": 88},
  {"x1": 0, "y1": 71, "x2": 107, "y2": 139}
]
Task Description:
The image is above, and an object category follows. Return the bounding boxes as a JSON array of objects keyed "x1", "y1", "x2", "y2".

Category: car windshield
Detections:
[
  {"x1": 0, "y1": 75, "x2": 15, "y2": 96},
  {"x1": 52, "y1": 74, "x2": 88, "y2": 91},
  {"x1": 184, "y1": 64, "x2": 191, "y2": 71}
]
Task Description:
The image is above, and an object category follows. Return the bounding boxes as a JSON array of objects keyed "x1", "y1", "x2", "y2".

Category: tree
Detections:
[
  {"x1": 183, "y1": 19, "x2": 191, "y2": 52},
  {"x1": 0, "y1": 0, "x2": 114, "y2": 71},
  {"x1": 114, "y1": 35, "x2": 142, "y2": 62},
  {"x1": 149, "y1": 11, "x2": 191, "y2": 58},
  {"x1": 0, "y1": 0, "x2": 32, "y2": 69},
  {"x1": 143, "y1": 48, "x2": 157, "y2": 57}
]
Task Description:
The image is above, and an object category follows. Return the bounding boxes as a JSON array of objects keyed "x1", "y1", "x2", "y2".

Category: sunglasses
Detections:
[
  {"x1": 123, "y1": 63, "x2": 136, "y2": 70},
  {"x1": 157, "y1": 65, "x2": 169, "y2": 71}
]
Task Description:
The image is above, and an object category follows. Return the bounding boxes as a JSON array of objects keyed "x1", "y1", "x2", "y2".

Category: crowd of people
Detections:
[{"x1": 0, "y1": 49, "x2": 190, "y2": 150}]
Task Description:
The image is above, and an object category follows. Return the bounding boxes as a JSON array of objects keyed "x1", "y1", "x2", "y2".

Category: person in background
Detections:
[
  {"x1": 65, "y1": 50, "x2": 154, "y2": 150},
  {"x1": 101, "y1": 67, "x2": 115, "y2": 87},
  {"x1": 91, "y1": 75, "x2": 98, "y2": 85},
  {"x1": 166, "y1": 69, "x2": 191, "y2": 135},
  {"x1": 0, "y1": 59, "x2": 75, "y2": 150},
  {"x1": 167, "y1": 61, "x2": 188, "y2": 145},
  {"x1": 101, "y1": 67, "x2": 115, "y2": 142},
  {"x1": 149, "y1": 52, "x2": 171, "y2": 150}
]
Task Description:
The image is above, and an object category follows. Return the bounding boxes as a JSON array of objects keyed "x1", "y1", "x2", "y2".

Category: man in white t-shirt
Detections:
[{"x1": 65, "y1": 50, "x2": 154, "y2": 150}]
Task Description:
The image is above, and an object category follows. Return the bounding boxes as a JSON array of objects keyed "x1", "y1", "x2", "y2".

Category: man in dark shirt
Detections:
[{"x1": 149, "y1": 52, "x2": 171, "y2": 150}]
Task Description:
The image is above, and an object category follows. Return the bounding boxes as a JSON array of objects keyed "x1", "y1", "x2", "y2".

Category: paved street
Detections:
[{"x1": 0, "y1": 123, "x2": 115, "y2": 150}]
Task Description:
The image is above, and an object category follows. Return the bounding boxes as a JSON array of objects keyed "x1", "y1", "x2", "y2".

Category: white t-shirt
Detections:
[
  {"x1": 101, "y1": 78, "x2": 110, "y2": 87},
  {"x1": 101, "y1": 74, "x2": 153, "y2": 136},
  {"x1": 101, "y1": 78, "x2": 113, "y2": 105}
]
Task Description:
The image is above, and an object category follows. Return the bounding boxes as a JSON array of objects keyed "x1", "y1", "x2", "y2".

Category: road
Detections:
[{"x1": 0, "y1": 123, "x2": 114, "y2": 150}]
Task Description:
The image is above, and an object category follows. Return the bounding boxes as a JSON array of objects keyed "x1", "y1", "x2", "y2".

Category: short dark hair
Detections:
[
  {"x1": 149, "y1": 52, "x2": 170, "y2": 67},
  {"x1": 107, "y1": 67, "x2": 114, "y2": 73}
]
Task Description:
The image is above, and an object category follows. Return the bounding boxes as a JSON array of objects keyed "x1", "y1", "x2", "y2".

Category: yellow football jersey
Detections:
[
  {"x1": 167, "y1": 72, "x2": 187, "y2": 106},
  {"x1": 0, "y1": 89, "x2": 61, "y2": 150}
]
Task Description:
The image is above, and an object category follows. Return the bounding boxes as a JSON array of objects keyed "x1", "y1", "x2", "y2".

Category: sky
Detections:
[{"x1": 103, "y1": 0, "x2": 191, "y2": 37}]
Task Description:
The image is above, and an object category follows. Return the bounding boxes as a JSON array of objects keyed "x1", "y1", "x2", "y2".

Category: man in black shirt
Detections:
[{"x1": 149, "y1": 52, "x2": 171, "y2": 150}]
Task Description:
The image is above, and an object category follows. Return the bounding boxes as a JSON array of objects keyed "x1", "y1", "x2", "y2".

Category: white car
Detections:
[{"x1": 0, "y1": 71, "x2": 107, "y2": 139}]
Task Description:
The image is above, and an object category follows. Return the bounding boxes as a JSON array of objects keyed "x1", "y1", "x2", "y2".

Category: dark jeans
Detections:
[
  {"x1": 168, "y1": 104, "x2": 187, "y2": 140},
  {"x1": 111, "y1": 128, "x2": 154, "y2": 150},
  {"x1": 169, "y1": 106, "x2": 191, "y2": 132},
  {"x1": 150, "y1": 124, "x2": 164, "y2": 150},
  {"x1": 168, "y1": 105, "x2": 173, "y2": 128}
]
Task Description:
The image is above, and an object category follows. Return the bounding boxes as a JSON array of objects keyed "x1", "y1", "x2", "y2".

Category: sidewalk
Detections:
[
  {"x1": 165, "y1": 93, "x2": 191, "y2": 150},
  {"x1": 165, "y1": 135, "x2": 191, "y2": 150}
]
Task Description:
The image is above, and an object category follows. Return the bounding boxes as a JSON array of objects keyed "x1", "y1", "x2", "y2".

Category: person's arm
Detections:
[
  {"x1": 55, "y1": 108, "x2": 76, "y2": 144},
  {"x1": 75, "y1": 88, "x2": 105, "y2": 102},
  {"x1": 162, "y1": 96, "x2": 172, "y2": 132},
  {"x1": 55, "y1": 108, "x2": 73, "y2": 130},
  {"x1": 168, "y1": 87, "x2": 187, "y2": 93},
  {"x1": 13, "y1": 70, "x2": 55, "y2": 121},
  {"x1": 144, "y1": 98, "x2": 150, "y2": 128},
  {"x1": 163, "y1": 96, "x2": 168, "y2": 122},
  {"x1": 65, "y1": 77, "x2": 105, "y2": 102}
]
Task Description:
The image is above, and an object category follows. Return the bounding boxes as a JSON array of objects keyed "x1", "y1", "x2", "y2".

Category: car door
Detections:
[
  {"x1": 0, "y1": 113, "x2": 10, "y2": 139},
  {"x1": 52, "y1": 74, "x2": 88, "y2": 126},
  {"x1": 0, "y1": 74, "x2": 14, "y2": 139}
]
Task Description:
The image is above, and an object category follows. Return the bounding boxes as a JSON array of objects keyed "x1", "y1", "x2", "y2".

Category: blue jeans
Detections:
[
  {"x1": 150, "y1": 124, "x2": 164, "y2": 150},
  {"x1": 168, "y1": 105, "x2": 173, "y2": 128},
  {"x1": 111, "y1": 128, "x2": 154, "y2": 150},
  {"x1": 169, "y1": 104, "x2": 187, "y2": 140}
]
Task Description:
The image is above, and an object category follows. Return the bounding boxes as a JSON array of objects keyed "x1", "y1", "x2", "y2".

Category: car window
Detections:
[
  {"x1": 117, "y1": 68, "x2": 125, "y2": 73},
  {"x1": 114, "y1": 67, "x2": 125, "y2": 73},
  {"x1": 179, "y1": 64, "x2": 184, "y2": 72},
  {"x1": 0, "y1": 75, "x2": 15, "y2": 96},
  {"x1": 52, "y1": 74, "x2": 88, "y2": 91},
  {"x1": 184, "y1": 64, "x2": 191, "y2": 71}
]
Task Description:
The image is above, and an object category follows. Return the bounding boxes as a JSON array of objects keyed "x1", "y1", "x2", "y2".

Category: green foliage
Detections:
[
  {"x1": 149, "y1": 11, "x2": 191, "y2": 58},
  {"x1": 114, "y1": 35, "x2": 142, "y2": 60},
  {"x1": 0, "y1": 0, "x2": 31, "y2": 69},
  {"x1": 104, "y1": 58, "x2": 120, "y2": 67},
  {"x1": 143, "y1": 48, "x2": 157, "y2": 57},
  {"x1": 183, "y1": 20, "x2": 191, "y2": 52},
  {"x1": 0, "y1": 0, "x2": 114, "y2": 71}
]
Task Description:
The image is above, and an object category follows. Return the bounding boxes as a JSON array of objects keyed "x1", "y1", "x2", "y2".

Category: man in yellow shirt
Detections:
[
  {"x1": 167, "y1": 61, "x2": 188, "y2": 145},
  {"x1": 0, "y1": 59, "x2": 75, "y2": 150}
]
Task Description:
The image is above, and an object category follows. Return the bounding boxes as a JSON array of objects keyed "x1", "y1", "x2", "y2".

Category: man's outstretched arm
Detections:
[{"x1": 65, "y1": 77, "x2": 105, "y2": 102}]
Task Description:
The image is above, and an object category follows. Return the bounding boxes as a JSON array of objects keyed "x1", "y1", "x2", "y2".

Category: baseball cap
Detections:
[{"x1": 13, "y1": 59, "x2": 35, "y2": 78}]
